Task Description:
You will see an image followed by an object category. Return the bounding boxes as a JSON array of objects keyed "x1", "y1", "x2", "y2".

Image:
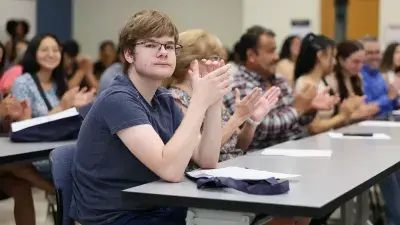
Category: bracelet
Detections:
[{"x1": 246, "y1": 117, "x2": 262, "y2": 126}]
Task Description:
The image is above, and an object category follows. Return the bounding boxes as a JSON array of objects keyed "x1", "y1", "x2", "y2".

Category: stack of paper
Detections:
[
  {"x1": 11, "y1": 108, "x2": 79, "y2": 132},
  {"x1": 261, "y1": 149, "x2": 332, "y2": 158},
  {"x1": 187, "y1": 166, "x2": 300, "y2": 180},
  {"x1": 328, "y1": 132, "x2": 391, "y2": 140},
  {"x1": 392, "y1": 110, "x2": 400, "y2": 116},
  {"x1": 358, "y1": 121, "x2": 400, "y2": 127}
]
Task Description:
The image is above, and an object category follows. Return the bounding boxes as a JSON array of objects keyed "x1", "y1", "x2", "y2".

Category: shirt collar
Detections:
[
  {"x1": 362, "y1": 64, "x2": 380, "y2": 76},
  {"x1": 239, "y1": 65, "x2": 276, "y2": 83}
]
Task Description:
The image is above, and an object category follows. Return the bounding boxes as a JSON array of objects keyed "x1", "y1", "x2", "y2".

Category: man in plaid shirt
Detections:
[{"x1": 224, "y1": 26, "x2": 337, "y2": 149}]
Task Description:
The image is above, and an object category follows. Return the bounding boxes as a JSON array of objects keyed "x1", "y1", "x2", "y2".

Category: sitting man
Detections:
[
  {"x1": 223, "y1": 26, "x2": 338, "y2": 150},
  {"x1": 70, "y1": 10, "x2": 232, "y2": 225}
]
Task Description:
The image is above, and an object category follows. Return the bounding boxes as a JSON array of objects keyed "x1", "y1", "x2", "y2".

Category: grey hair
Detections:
[{"x1": 360, "y1": 35, "x2": 378, "y2": 43}]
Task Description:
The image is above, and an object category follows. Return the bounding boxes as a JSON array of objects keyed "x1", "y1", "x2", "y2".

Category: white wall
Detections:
[
  {"x1": 73, "y1": 0, "x2": 243, "y2": 58},
  {"x1": 379, "y1": 0, "x2": 400, "y2": 45},
  {"x1": 242, "y1": 0, "x2": 320, "y2": 49},
  {"x1": 0, "y1": 0, "x2": 36, "y2": 43}
]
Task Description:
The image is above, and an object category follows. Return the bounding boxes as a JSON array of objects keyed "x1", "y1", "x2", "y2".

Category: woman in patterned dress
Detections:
[
  {"x1": 164, "y1": 29, "x2": 311, "y2": 225},
  {"x1": 164, "y1": 29, "x2": 280, "y2": 169}
]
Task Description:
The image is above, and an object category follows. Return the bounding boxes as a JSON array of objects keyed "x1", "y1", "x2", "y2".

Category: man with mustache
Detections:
[{"x1": 223, "y1": 26, "x2": 338, "y2": 150}]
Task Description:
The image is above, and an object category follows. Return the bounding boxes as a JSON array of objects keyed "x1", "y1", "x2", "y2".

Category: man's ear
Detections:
[{"x1": 124, "y1": 49, "x2": 134, "y2": 63}]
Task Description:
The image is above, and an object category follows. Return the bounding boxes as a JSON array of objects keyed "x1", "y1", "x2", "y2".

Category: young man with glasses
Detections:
[{"x1": 70, "y1": 10, "x2": 232, "y2": 225}]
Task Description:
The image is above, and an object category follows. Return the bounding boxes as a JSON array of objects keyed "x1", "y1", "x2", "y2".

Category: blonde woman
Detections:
[{"x1": 164, "y1": 29, "x2": 310, "y2": 225}]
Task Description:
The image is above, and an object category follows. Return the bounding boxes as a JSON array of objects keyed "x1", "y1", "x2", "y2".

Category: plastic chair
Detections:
[{"x1": 49, "y1": 144, "x2": 76, "y2": 225}]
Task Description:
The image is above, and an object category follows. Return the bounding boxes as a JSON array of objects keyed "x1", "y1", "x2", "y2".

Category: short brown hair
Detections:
[
  {"x1": 119, "y1": 10, "x2": 179, "y2": 73},
  {"x1": 163, "y1": 29, "x2": 226, "y2": 87}
]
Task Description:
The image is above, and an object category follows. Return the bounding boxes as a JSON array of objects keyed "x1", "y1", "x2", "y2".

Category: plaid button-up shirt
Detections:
[{"x1": 223, "y1": 65, "x2": 315, "y2": 150}]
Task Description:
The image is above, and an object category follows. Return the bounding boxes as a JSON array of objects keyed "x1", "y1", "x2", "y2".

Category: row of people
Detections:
[
  {"x1": 2, "y1": 10, "x2": 399, "y2": 225},
  {"x1": 69, "y1": 10, "x2": 385, "y2": 225}
]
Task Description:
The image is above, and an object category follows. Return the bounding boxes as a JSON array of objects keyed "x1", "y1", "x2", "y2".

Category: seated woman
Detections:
[
  {"x1": 325, "y1": 40, "x2": 379, "y2": 119},
  {"x1": 7, "y1": 34, "x2": 94, "y2": 194},
  {"x1": 380, "y1": 42, "x2": 400, "y2": 93},
  {"x1": 164, "y1": 28, "x2": 309, "y2": 225},
  {"x1": 294, "y1": 33, "x2": 365, "y2": 134},
  {"x1": 276, "y1": 35, "x2": 301, "y2": 88},
  {"x1": 0, "y1": 94, "x2": 37, "y2": 225}
]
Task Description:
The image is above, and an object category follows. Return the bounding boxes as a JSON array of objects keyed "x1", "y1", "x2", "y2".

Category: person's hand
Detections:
[
  {"x1": 19, "y1": 99, "x2": 32, "y2": 121},
  {"x1": 392, "y1": 74, "x2": 400, "y2": 91},
  {"x1": 60, "y1": 87, "x2": 80, "y2": 110},
  {"x1": 72, "y1": 87, "x2": 96, "y2": 108},
  {"x1": 4, "y1": 96, "x2": 31, "y2": 121},
  {"x1": 189, "y1": 59, "x2": 232, "y2": 109},
  {"x1": 311, "y1": 87, "x2": 340, "y2": 111},
  {"x1": 388, "y1": 83, "x2": 399, "y2": 100},
  {"x1": 250, "y1": 86, "x2": 281, "y2": 122},
  {"x1": 351, "y1": 103, "x2": 379, "y2": 121},
  {"x1": 293, "y1": 84, "x2": 317, "y2": 115},
  {"x1": 0, "y1": 101, "x2": 7, "y2": 118},
  {"x1": 77, "y1": 55, "x2": 94, "y2": 74},
  {"x1": 232, "y1": 87, "x2": 263, "y2": 121},
  {"x1": 338, "y1": 99, "x2": 356, "y2": 117},
  {"x1": 199, "y1": 59, "x2": 226, "y2": 108}
]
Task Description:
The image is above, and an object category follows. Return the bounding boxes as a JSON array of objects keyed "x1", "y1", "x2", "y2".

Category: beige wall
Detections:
[{"x1": 73, "y1": 0, "x2": 243, "y2": 58}]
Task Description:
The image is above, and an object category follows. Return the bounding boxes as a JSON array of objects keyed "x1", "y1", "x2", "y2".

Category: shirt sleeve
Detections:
[
  {"x1": 99, "y1": 91, "x2": 151, "y2": 135},
  {"x1": 171, "y1": 99, "x2": 184, "y2": 132},
  {"x1": 364, "y1": 84, "x2": 394, "y2": 113}
]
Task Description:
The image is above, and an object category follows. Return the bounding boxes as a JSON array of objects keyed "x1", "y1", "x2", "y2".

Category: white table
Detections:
[
  {"x1": 0, "y1": 137, "x2": 76, "y2": 165},
  {"x1": 122, "y1": 123, "x2": 400, "y2": 224}
]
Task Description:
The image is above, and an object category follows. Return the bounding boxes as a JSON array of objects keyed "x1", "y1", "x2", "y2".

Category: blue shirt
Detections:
[
  {"x1": 70, "y1": 75, "x2": 183, "y2": 225},
  {"x1": 361, "y1": 65, "x2": 398, "y2": 116},
  {"x1": 98, "y1": 62, "x2": 123, "y2": 94}
]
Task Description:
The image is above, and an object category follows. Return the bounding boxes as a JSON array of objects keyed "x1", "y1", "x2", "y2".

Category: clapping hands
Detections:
[
  {"x1": 233, "y1": 86, "x2": 281, "y2": 123},
  {"x1": 61, "y1": 87, "x2": 96, "y2": 110}
]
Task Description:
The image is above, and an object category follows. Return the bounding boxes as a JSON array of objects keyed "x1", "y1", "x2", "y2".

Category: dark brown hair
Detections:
[
  {"x1": 380, "y1": 42, "x2": 400, "y2": 73},
  {"x1": 335, "y1": 41, "x2": 364, "y2": 101}
]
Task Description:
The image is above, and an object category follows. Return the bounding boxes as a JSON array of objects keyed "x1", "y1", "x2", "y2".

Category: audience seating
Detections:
[{"x1": 50, "y1": 144, "x2": 76, "y2": 225}]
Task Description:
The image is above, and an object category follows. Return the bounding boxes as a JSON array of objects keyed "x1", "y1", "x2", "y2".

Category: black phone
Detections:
[{"x1": 342, "y1": 133, "x2": 373, "y2": 137}]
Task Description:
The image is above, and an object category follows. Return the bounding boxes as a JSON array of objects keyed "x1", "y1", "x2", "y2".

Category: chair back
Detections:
[{"x1": 50, "y1": 144, "x2": 76, "y2": 225}]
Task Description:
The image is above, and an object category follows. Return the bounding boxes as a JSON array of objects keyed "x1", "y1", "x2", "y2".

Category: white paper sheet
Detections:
[
  {"x1": 261, "y1": 149, "x2": 332, "y2": 158},
  {"x1": 11, "y1": 108, "x2": 79, "y2": 132},
  {"x1": 358, "y1": 121, "x2": 400, "y2": 127},
  {"x1": 187, "y1": 166, "x2": 300, "y2": 180},
  {"x1": 328, "y1": 132, "x2": 391, "y2": 140},
  {"x1": 392, "y1": 110, "x2": 400, "y2": 116}
]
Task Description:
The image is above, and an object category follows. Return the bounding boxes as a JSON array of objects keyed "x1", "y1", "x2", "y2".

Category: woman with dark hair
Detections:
[
  {"x1": 5, "y1": 20, "x2": 30, "y2": 64},
  {"x1": 9, "y1": 34, "x2": 95, "y2": 192},
  {"x1": 276, "y1": 35, "x2": 301, "y2": 87},
  {"x1": 11, "y1": 33, "x2": 95, "y2": 118},
  {"x1": 294, "y1": 33, "x2": 361, "y2": 134},
  {"x1": 380, "y1": 42, "x2": 400, "y2": 88},
  {"x1": 325, "y1": 41, "x2": 379, "y2": 119}
]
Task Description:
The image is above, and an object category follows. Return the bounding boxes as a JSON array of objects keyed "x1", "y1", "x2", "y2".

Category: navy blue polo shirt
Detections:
[{"x1": 70, "y1": 74, "x2": 183, "y2": 225}]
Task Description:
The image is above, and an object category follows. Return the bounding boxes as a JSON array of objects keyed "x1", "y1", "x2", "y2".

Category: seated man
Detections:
[
  {"x1": 360, "y1": 36, "x2": 399, "y2": 117},
  {"x1": 70, "y1": 10, "x2": 232, "y2": 225},
  {"x1": 224, "y1": 26, "x2": 338, "y2": 149}
]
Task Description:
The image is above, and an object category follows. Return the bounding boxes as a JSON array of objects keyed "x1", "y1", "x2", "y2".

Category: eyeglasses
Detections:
[{"x1": 135, "y1": 41, "x2": 182, "y2": 56}]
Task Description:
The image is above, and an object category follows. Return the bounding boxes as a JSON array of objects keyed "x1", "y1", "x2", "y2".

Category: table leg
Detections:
[
  {"x1": 341, "y1": 198, "x2": 356, "y2": 225},
  {"x1": 355, "y1": 192, "x2": 370, "y2": 225}
]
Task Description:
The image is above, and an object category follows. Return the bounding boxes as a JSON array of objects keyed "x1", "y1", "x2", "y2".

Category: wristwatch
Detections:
[{"x1": 246, "y1": 117, "x2": 262, "y2": 126}]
